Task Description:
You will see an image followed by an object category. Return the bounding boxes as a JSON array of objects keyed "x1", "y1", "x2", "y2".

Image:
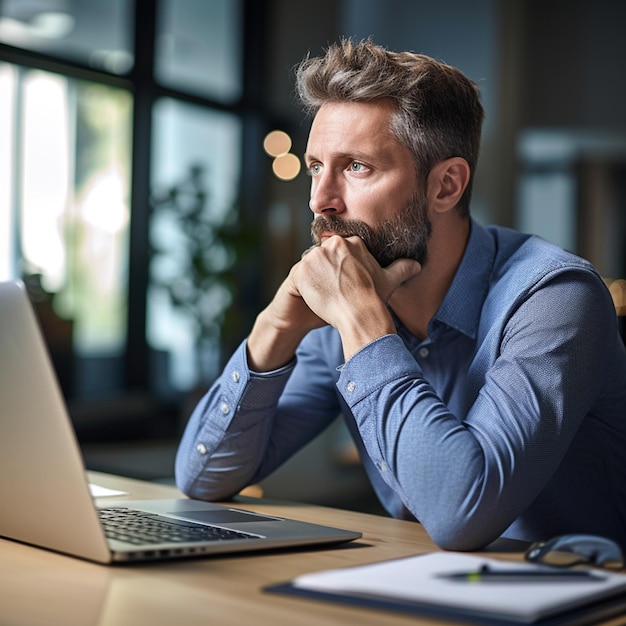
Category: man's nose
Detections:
[{"x1": 308, "y1": 173, "x2": 346, "y2": 215}]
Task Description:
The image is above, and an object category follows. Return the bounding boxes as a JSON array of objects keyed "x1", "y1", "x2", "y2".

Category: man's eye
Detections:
[
  {"x1": 350, "y1": 162, "x2": 367, "y2": 173},
  {"x1": 308, "y1": 163, "x2": 323, "y2": 176}
]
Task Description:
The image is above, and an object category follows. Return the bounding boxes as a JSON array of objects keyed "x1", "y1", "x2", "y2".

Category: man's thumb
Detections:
[{"x1": 386, "y1": 258, "x2": 422, "y2": 286}]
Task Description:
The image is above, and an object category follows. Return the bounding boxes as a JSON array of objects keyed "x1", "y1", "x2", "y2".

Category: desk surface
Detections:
[{"x1": 0, "y1": 472, "x2": 623, "y2": 626}]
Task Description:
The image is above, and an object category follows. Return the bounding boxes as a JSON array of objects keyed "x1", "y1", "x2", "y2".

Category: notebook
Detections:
[
  {"x1": 267, "y1": 552, "x2": 626, "y2": 625},
  {"x1": 0, "y1": 280, "x2": 361, "y2": 564}
]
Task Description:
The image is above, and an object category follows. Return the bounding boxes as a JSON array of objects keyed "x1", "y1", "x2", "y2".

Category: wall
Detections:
[{"x1": 261, "y1": 0, "x2": 626, "y2": 272}]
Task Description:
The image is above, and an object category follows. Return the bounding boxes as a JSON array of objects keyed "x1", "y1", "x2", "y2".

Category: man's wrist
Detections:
[
  {"x1": 337, "y1": 301, "x2": 396, "y2": 361},
  {"x1": 246, "y1": 309, "x2": 305, "y2": 372}
]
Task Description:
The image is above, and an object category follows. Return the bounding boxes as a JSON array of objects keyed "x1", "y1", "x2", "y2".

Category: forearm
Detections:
[
  {"x1": 340, "y1": 313, "x2": 606, "y2": 551},
  {"x1": 174, "y1": 333, "x2": 342, "y2": 501},
  {"x1": 174, "y1": 340, "x2": 294, "y2": 500},
  {"x1": 340, "y1": 336, "x2": 496, "y2": 547}
]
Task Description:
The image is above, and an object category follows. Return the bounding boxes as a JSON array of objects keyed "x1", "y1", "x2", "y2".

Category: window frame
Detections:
[{"x1": 0, "y1": 0, "x2": 269, "y2": 395}]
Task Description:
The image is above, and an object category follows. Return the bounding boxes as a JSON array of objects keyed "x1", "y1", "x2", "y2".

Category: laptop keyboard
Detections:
[{"x1": 98, "y1": 507, "x2": 256, "y2": 545}]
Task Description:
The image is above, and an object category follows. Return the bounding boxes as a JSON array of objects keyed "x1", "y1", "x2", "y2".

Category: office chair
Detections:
[{"x1": 607, "y1": 279, "x2": 626, "y2": 344}]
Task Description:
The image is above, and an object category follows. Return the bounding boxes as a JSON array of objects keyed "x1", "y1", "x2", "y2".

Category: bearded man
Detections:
[{"x1": 175, "y1": 38, "x2": 626, "y2": 552}]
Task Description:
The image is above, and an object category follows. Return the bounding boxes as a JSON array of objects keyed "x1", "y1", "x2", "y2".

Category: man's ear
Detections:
[{"x1": 426, "y1": 157, "x2": 470, "y2": 214}]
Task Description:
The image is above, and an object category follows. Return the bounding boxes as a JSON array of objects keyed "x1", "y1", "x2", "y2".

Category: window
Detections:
[
  {"x1": 0, "y1": 0, "x2": 134, "y2": 74},
  {"x1": 0, "y1": 62, "x2": 132, "y2": 356},
  {"x1": 149, "y1": 99, "x2": 242, "y2": 390},
  {"x1": 1, "y1": 0, "x2": 253, "y2": 402},
  {"x1": 155, "y1": 0, "x2": 242, "y2": 103}
]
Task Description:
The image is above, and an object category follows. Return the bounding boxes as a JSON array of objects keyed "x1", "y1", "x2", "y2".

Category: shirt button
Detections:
[
  {"x1": 220, "y1": 402, "x2": 230, "y2": 415},
  {"x1": 231, "y1": 370, "x2": 240, "y2": 383},
  {"x1": 418, "y1": 347, "x2": 429, "y2": 358},
  {"x1": 379, "y1": 461, "x2": 388, "y2": 472},
  {"x1": 346, "y1": 381, "x2": 357, "y2": 393},
  {"x1": 196, "y1": 443, "x2": 207, "y2": 455}
]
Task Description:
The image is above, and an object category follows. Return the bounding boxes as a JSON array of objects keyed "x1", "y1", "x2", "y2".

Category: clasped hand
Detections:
[
  {"x1": 275, "y1": 236, "x2": 421, "y2": 351},
  {"x1": 247, "y1": 235, "x2": 421, "y2": 370}
]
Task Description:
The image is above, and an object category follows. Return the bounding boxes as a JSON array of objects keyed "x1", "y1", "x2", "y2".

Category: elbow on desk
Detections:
[
  {"x1": 174, "y1": 469, "x2": 203, "y2": 500},
  {"x1": 173, "y1": 438, "x2": 235, "y2": 501},
  {"x1": 422, "y1": 517, "x2": 501, "y2": 552},
  {"x1": 174, "y1": 455, "x2": 235, "y2": 502},
  {"x1": 175, "y1": 471, "x2": 240, "y2": 502},
  {"x1": 427, "y1": 530, "x2": 481, "y2": 552},
  {"x1": 430, "y1": 532, "x2": 493, "y2": 552}
]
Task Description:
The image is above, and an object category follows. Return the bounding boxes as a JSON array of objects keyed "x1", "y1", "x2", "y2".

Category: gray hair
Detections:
[{"x1": 295, "y1": 38, "x2": 485, "y2": 214}]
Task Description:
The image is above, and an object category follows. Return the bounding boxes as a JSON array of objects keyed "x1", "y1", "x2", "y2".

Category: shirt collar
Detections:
[{"x1": 429, "y1": 218, "x2": 495, "y2": 340}]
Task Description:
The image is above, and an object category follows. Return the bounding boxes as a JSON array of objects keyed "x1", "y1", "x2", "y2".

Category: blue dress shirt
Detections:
[{"x1": 176, "y1": 220, "x2": 626, "y2": 551}]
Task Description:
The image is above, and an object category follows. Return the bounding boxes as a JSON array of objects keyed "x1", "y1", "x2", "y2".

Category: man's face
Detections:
[{"x1": 305, "y1": 100, "x2": 432, "y2": 267}]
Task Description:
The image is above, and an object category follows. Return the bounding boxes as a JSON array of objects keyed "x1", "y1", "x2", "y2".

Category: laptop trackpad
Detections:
[{"x1": 173, "y1": 509, "x2": 282, "y2": 524}]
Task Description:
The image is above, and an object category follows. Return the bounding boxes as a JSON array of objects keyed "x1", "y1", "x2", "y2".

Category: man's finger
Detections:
[{"x1": 385, "y1": 258, "x2": 422, "y2": 288}]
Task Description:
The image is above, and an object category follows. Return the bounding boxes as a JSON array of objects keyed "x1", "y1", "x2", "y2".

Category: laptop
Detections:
[{"x1": 0, "y1": 280, "x2": 361, "y2": 564}]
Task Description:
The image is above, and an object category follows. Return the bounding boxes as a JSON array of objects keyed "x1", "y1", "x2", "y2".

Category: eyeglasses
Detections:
[{"x1": 525, "y1": 534, "x2": 624, "y2": 570}]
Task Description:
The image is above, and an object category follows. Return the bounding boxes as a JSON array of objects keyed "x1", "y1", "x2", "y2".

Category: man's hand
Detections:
[
  {"x1": 291, "y1": 235, "x2": 421, "y2": 358},
  {"x1": 247, "y1": 235, "x2": 420, "y2": 371},
  {"x1": 245, "y1": 251, "x2": 329, "y2": 373}
]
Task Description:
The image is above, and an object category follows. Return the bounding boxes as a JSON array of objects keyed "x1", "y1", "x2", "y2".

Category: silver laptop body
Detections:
[{"x1": 0, "y1": 280, "x2": 361, "y2": 563}]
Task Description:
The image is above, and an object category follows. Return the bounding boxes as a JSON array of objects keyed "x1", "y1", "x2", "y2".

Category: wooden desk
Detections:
[{"x1": 0, "y1": 473, "x2": 623, "y2": 626}]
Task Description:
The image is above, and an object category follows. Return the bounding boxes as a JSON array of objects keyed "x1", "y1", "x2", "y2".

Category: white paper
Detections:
[
  {"x1": 293, "y1": 552, "x2": 626, "y2": 623},
  {"x1": 89, "y1": 483, "x2": 127, "y2": 498}
]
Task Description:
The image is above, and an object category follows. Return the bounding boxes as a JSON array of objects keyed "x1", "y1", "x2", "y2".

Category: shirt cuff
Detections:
[{"x1": 337, "y1": 334, "x2": 423, "y2": 405}]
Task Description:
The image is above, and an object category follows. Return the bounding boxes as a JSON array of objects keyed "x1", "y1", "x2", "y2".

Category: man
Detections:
[{"x1": 176, "y1": 38, "x2": 626, "y2": 551}]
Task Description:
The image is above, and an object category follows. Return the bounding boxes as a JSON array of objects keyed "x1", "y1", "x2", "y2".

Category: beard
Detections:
[{"x1": 310, "y1": 191, "x2": 432, "y2": 268}]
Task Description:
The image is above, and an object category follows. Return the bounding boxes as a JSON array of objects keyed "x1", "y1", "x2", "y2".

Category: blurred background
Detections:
[{"x1": 1, "y1": 0, "x2": 625, "y2": 513}]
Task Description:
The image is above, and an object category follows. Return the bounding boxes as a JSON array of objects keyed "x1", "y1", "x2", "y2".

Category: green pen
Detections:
[{"x1": 437, "y1": 564, "x2": 605, "y2": 583}]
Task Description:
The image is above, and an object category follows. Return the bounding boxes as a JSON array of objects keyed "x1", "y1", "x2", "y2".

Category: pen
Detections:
[{"x1": 437, "y1": 565, "x2": 605, "y2": 583}]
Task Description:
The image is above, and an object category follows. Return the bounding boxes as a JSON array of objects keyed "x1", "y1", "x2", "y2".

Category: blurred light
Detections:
[
  {"x1": 80, "y1": 168, "x2": 129, "y2": 234},
  {"x1": 0, "y1": 12, "x2": 74, "y2": 41},
  {"x1": 272, "y1": 153, "x2": 301, "y2": 181},
  {"x1": 263, "y1": 129, "x2": 302, "y2": 180},
  {"x1": 90, "y1": 49, "x2": 134, "y2": 74},
  {"x1": 263, "y1": 130, "x2": 291, "y2": 157},
  {"x1": 29, "y1": 11, "x2": 75, "y2": 38}
]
